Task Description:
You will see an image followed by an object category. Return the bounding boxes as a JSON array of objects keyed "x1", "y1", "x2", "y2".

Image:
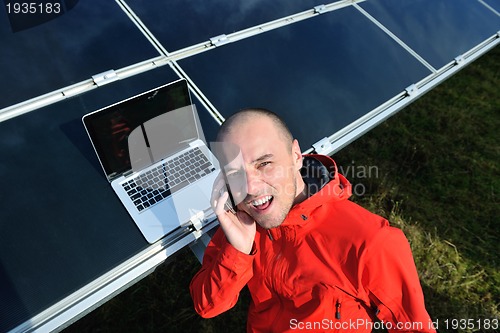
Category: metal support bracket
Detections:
[
  {"x1": 405, "y1": 84, "x2": 419, "y2": 97},
  {"x1": 210, "y1": 34, "x2": 230, "y2": 47},
  {"x1": 92, "y1": 70, "x2": 119, "y2": 87},
  {"x1": 189, "y1": 210, "x2": 213, "y2": 263},
  {"x1": 312, "y1": 137, "x2": 334, "y2": 155},
  {"x1": 190, "y1": 210, "x2": 206, "y2": 238},
  {"x1": 314, "y1": 5, "x2": 327, "y2": 14},
  {"x1": 454, "y1": 54, "x2": 465, "y2": 67}
]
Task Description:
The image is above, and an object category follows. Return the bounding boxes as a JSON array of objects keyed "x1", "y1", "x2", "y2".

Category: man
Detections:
[{"x1": 190, "y1": 108, "x2": 435, "y2": 332}]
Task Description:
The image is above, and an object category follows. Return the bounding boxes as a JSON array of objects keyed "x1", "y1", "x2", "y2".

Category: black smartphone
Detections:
[{"x1": 222, "y1": 173, "x2": 237, "y2": 214}]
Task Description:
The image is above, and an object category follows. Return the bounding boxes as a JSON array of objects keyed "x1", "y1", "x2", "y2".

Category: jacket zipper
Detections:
[
  {"x1": 267, "y1": 228, "x2": 286, "y2": 330},
  {"x1": 335, "y1": 298, "x2": 342, "y2": 319},
  {"x1": 270, "y1": 233, "x2": 284, "y2": 294},
  {"x1": 268, "y1": 228, "x2": 343, "y2": 324}
]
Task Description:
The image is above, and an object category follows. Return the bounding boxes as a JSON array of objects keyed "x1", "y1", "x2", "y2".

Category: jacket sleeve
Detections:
[
  {"x1": 362, "y1": 226, "x2": 436, "y2": 333},
  {"x1": 190, "y1": 227, "x2": 255, "y2": 318}
]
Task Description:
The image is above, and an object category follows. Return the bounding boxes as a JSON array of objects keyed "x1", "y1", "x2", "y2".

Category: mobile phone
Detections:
[{"x1": 221, "y1": 173, "x2": 237, "y2": 214}]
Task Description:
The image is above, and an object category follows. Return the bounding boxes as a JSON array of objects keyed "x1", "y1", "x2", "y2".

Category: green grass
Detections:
[
  {"x1": 64, "y1": 46, "x2": 499, "y2": 333},
  {"x1": 334, "y1": 45, "x2": 500, "y2": 331}
]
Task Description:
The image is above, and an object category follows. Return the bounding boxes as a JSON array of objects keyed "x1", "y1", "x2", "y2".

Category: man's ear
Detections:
[{"x1": 291, "y1": 139, "x2": 303, "y2": 170}]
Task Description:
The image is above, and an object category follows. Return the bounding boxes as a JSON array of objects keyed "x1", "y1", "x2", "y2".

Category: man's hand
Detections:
[{"x1": 211, "y1": 174, "x2": 256, "y2": 254}]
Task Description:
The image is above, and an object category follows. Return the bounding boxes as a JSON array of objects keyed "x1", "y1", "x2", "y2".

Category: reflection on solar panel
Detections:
[{"x1": 0, "y1": 0, "x2": 498, "y2": 331}]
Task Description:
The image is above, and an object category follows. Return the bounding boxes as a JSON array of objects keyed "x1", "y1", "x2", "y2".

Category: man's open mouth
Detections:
[{"x1": 250, "y1": 195, "x2": 274, "y2": 211}]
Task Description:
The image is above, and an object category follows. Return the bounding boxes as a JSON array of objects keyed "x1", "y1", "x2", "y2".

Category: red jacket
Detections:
[{"x1": 190, "y1": 155, "x2": 435, "y2": 333}]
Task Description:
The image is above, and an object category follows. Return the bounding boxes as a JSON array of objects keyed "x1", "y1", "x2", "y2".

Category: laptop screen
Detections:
[{"x1": 83, "y1": 79, "x2": 193, "y2": 179}]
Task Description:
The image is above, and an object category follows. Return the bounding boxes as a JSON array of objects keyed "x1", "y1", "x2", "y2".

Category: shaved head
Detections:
[{"x1": 217, "y1": 108, "x2": 293, "y2": 149}]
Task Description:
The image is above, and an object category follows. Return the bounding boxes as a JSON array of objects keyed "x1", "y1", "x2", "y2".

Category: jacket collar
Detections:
[{"x1": 265, "y1": 154, "x2": 352, "y2": 240}]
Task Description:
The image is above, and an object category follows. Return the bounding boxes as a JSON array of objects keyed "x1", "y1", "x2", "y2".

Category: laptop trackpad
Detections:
[
  {"x1": 137, "y1": 173, "x2": 216, "y2": 243},
  {"x1": 168, "y1": 184, "x2": 210, "y2": 223}
]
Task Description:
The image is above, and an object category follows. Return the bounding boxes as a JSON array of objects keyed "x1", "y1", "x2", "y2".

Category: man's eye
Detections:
[{"x1": 259, "y1": 161, "x2": 271, "y2": 168}]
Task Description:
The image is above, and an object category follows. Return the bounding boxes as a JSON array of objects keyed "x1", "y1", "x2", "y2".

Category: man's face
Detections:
[{"x1": 221, "y1": 116, "x2": 304, "y2": 229}]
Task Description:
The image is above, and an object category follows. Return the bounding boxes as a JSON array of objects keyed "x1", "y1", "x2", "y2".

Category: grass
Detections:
[
  {"x1": 64, "y1": 46, "x2": 499, "y2": 332},
  {"x1": 333, "y1": 45, "x2": 499, "y2": 331}
]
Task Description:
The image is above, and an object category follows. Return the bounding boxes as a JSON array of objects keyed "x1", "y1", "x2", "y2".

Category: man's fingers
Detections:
[
  {"x1": 214, "y1": 190, "x2": 229, "y2": 216},
  {"x1": 210, "y1": 174, "x2": 226, "y2": 207}
]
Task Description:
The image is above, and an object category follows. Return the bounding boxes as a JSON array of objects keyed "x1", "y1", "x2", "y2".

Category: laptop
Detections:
[{"x1": 82, "y1": 79, "x2": 218, "y2": 243}]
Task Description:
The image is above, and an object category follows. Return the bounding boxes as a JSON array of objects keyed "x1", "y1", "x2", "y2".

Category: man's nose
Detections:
[{"x1": 245, "y1": 168, "x2": 262, "y2": 196}]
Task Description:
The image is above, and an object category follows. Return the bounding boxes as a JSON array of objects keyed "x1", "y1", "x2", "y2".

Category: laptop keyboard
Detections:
[{"x1": 121, "y1": 147, "x2": 215, "y2": 212}]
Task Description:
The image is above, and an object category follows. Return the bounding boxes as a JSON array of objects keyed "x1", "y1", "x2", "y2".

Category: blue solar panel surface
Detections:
[
  {"x1": 0, "y1": 1, "x2": 160, "y2": 109},
  {"x1": 0, "y1": 0, "x2": 498, "y2": 331},
  {"x1": 125, "y1": 0, "x2": 322, "y2": 51},
  {"x1": 178, "y1": 6, "x2": 431, "y2": 148},
  {"x1": 360, "y1": 0, "x2": 500, "y2": 69}
]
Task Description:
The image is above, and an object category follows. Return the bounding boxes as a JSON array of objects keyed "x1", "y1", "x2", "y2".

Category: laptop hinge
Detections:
[
  {"x1": 92, "y1": 69, "x2": 119, "y2": 87},
  {"x1": 123, "y1": 169, "x2": 134, "y2": 178},
  {"x1": 107, "y1": 172, "x2": 121, "y2": 182}
]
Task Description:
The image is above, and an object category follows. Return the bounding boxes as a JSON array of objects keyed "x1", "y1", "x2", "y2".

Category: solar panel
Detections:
[
  {"x1": 124, "y1": 0, "x2": 322, "y2": 51},
  {"x1": 481, "y1": 0, "x2": 500, "y2": 13},
  {"x1": 0, "y1": 67, "x2": 221, "y2": 333},
  {"x1": 360, "y1": 0, "x2": 500, "y2": 69},
  {"x1": 0, "y1": 0, "x2": 497, "y2": 331},
  {"x1": 178, "y1": 6, "x2": 431, "y2": 148},
  {"x1": 0, "y1": 1, "x2": 159, "y2": 109}
]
